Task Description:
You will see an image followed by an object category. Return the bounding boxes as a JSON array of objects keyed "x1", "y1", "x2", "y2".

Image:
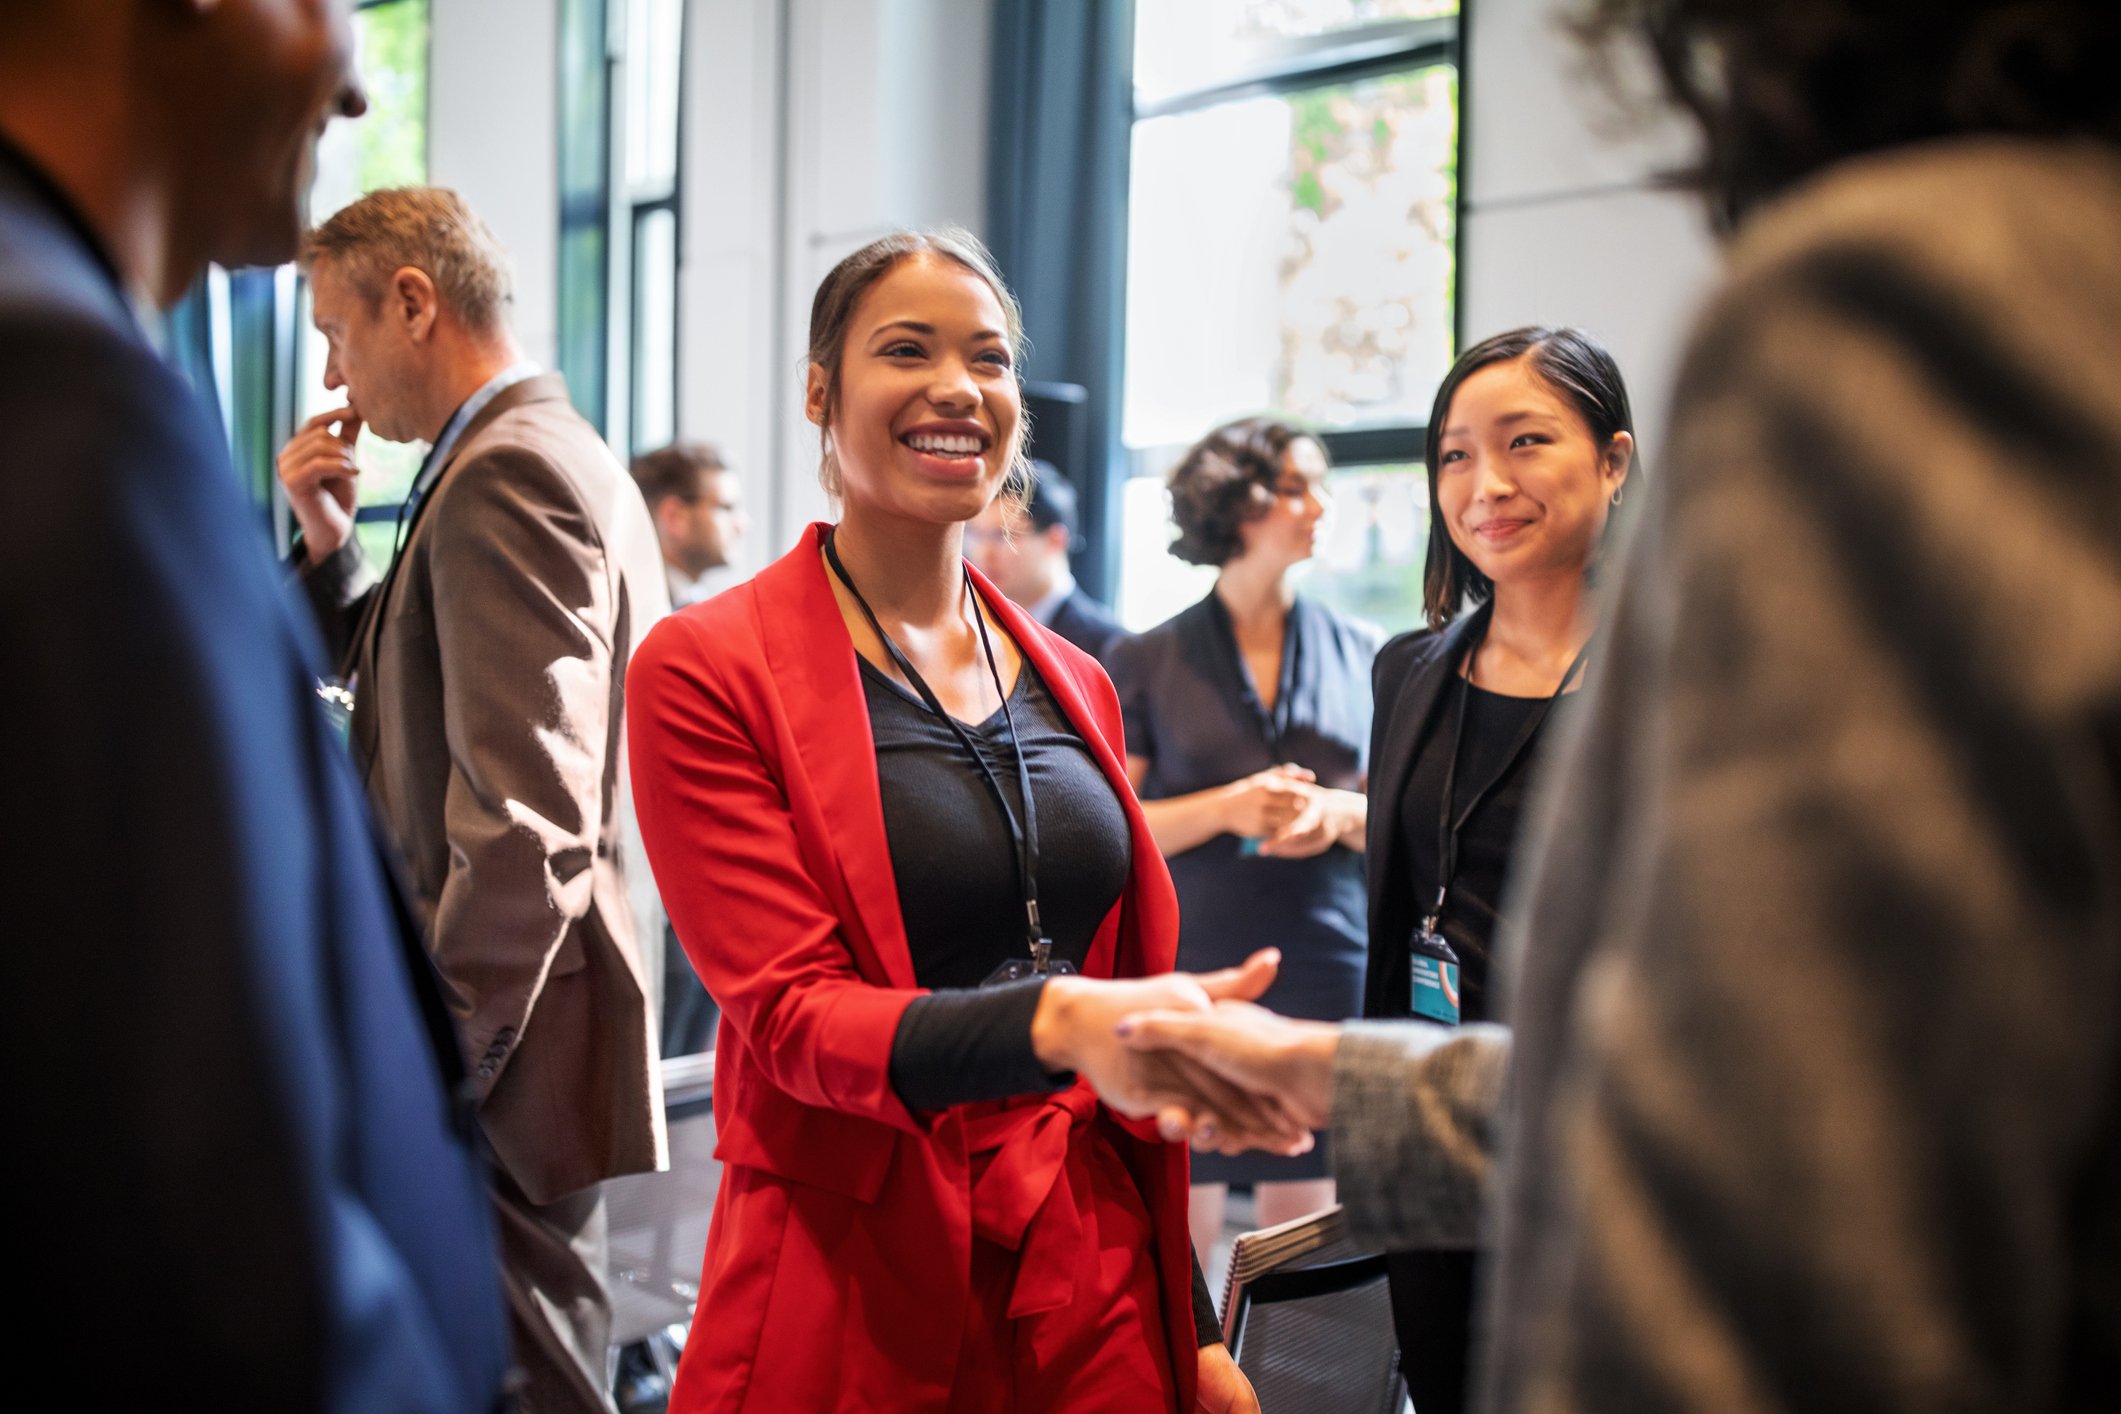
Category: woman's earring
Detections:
[{"x1": 1610, "y1": 487, "x2": 1625, "y2": 508}]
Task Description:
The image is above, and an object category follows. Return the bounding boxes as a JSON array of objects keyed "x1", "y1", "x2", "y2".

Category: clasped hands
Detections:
[
  {"x1": 1224, "y1": 764, "x2": 1364, "y2": 859},
  {"x1": 1031, "y1": 949, "x2": 1342, "y2": 1155}
]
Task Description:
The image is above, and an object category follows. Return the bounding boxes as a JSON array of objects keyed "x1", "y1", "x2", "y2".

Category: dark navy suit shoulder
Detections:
[{"x1": 0, "y1": 141, "x2": 506, "y2": 1411}]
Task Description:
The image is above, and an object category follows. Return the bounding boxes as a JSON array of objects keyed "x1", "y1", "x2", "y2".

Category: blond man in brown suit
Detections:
[{"x1": 279, "y1": 186, "x2": 669, "y2": 1414}]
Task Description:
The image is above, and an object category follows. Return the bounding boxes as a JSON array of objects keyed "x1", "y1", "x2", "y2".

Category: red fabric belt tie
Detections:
[{"x1": 961, "y1": 1084, "x2": 1103, "y2": 1319}]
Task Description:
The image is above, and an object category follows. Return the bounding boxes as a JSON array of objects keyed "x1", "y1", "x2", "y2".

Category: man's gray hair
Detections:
[{"x1": 302, "y1": 186, "x2": 513, "y2": 335}]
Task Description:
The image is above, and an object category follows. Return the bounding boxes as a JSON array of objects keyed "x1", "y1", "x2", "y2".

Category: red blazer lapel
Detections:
[{"x1": 754, "y1": 524, "x2": 919, "y2": 991}]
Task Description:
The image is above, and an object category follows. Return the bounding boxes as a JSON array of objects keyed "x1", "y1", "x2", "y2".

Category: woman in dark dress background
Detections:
[
  {"x1": 1108, "y1": 417, "x2": 1381, "y2": 1261},
  {"x1": 1362, "y1": 327, "x2": 1637, "y2": 1413}
]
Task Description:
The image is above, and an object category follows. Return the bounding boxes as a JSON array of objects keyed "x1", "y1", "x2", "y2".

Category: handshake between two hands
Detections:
[{"x1": 1030, "y1": 949, "x2": 1342, "y2": 1156}]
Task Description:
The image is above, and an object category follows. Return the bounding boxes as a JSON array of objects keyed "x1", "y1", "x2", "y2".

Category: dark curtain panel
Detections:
[
  {"x1": 985, "y1": 0, "x2": 1134, "y2": 601},
  {"x1": 163, "y1": 280, "x2": 230, "y2": 466}
]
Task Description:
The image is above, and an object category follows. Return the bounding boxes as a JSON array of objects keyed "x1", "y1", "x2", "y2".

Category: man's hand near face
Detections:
[{"x1": 277, "y1": 405, "x2": 363, "y2": 559}]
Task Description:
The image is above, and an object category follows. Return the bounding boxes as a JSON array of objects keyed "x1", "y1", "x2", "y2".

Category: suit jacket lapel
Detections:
[
  {"x1": 347, "y1": 375, "x2": 571, "y2": 759},
  {"x1": 756, "y1": 526, "x2": 919, "y2": 991},
  {"x1": 1364, "y1": 602, "x2": 1491, "y2": 937}
]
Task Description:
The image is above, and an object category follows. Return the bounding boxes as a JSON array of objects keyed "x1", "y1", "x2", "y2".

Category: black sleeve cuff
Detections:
[
  {"x1": 888, "y1": 978, "x2": 1073, "y2": 1113},
  {"x1": 1192, "y1": 1247, "x2": 1223, "y2": 1346}
]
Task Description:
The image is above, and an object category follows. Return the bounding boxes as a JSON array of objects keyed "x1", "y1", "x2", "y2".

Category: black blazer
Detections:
[
  {"x1": 1360, "y1": 603, "x2": 1492, "y2": 1019},
  {"x1": 0, "y1": 140, "x2": 507, "y2": 1408},
  {"x1": 1048, "y1": 586, "x2": 1129, "y2": 667}
]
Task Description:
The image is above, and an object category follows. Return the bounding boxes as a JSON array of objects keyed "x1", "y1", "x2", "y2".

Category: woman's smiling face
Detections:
[
  {"x1": 807, "y1": 251, "x2": 1022, "y2": 527},
  {"x1": 1433, "y1": 355, "x2": 1631, "y2": 588}
]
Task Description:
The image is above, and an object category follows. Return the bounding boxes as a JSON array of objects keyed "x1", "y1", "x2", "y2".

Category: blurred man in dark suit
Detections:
[
  {"x1": 0, "y1": 3, "x2": 507, "y2": 1409},
  {"x1": 966, "y1": 460, "x2": 1130, "y2": 666}
]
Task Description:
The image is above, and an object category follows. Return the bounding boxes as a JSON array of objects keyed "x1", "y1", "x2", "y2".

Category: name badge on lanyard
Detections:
[
  {"x1": 826, "y1": 529, "x2": 1071, "y2": 986},
  {"x1": 1413, "y1": 621, "x2": 1590, "y2": 1027},
  {"x1": 1409, "y1": 915, "x2": 1462, "y2": 1026}
]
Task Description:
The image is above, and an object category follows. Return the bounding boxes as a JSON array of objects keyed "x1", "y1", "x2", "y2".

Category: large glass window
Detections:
[
  {"x1": 1118, "y1": 2, "x2": 1456, "y2": 636},
  {"x1": 1135, "y1": 0, "x2": 1462, "y2": 107},
  {"x1": 301, "y1": 0, "x2": 430, "y2": 573},
  {"x1": 558, "y1": 0, "x2": 685, "y2": 456}
]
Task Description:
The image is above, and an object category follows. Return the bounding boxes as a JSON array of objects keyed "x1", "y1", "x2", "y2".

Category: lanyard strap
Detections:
[
  {"x1": 1426, "y1": 624, "x2": 1591, "y2": 932},
  {"x1": 824, "y1": 528, "x2": 1053, "y2": 967}
]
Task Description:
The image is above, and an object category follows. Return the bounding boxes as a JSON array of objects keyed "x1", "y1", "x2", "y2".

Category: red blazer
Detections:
[{"x1": 626, "y1": 523, "x2": 1196, "y2": 1412}]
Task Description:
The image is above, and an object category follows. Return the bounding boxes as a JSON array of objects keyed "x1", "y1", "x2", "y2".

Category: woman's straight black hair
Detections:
[{"x1": 1421, "y1": 326, "x2": 1638, "y2": 631}]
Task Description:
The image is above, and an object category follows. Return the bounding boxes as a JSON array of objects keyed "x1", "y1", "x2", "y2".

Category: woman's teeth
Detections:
[{"x1": 906, "y1": 433, "x2": 983, "y2": 457}]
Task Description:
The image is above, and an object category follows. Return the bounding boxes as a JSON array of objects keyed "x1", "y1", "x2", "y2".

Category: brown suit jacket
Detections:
[{"x1": 304, "y1": 372, "x2": 670, "y2": 1204}]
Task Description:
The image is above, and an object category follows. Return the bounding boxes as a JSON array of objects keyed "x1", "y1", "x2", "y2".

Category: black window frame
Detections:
[
  {"x1": 557, "y1": 0, "x2": 617, "y2": 438},
  {"x1": 623, "y1": 0, "x2": 687, "y2": 458},
  {"x1": 558, "y1": 0, "x2": 688, "y2": 456}
]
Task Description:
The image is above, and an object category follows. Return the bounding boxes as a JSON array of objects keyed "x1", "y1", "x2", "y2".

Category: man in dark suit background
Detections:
[
  {"x1": 966, "y1": 459, "x2": 1131, "y2": 666},
  {"x1": 0, "y1": 3, "x2": 507, "y2": 1410}
]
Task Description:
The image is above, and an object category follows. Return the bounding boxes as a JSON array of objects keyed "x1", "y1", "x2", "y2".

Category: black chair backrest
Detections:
[{"x1": 1223, "y1": 1205, "x2": 1403, "y2": 1414}]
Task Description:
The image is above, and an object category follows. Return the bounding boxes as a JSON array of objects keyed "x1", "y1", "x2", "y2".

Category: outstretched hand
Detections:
[
  {"x1": 1114, "y1": 999, "x2": 1342, "y2": 1155},
  {"x1": 1030, "y1": 950, "x2": 1313, "y2": 1155}
]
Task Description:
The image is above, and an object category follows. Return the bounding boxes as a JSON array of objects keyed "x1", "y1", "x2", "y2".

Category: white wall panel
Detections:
[
  {"x1": 1461, "y1": 0, "x2": 1722, "y2": 443},
  {"x1": 1460, "y1": 187, "x2": 1719, "y2": 457},
  {"x1": 772, "y1": 0, "x2": 992, "y2": 551},
  {"x1": 430, "y1": 0, "x2": 562, "y2": 371},
  {"x1": 1463, "y1": 0, "x2": 1696, "y2": 207},
  {"x1": 678, "y1": 0, "x2": 786, "y2": 574}
]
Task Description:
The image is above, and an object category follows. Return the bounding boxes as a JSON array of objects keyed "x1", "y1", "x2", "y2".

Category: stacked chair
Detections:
[{"x1": 1221, "y1": 1204, "x2": 1405, "y2": 1412}]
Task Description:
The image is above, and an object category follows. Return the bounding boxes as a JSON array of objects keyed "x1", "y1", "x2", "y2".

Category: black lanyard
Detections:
[
  {"x1": 1422, "y1": 622, "x2": 1592, "y2": 938},
  {"x1": 824, "y1": 529, "x2": 1055, "y2": 973}
]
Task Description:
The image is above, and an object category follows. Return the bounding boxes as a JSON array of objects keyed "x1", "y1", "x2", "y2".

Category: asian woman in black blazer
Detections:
[{"x1": 1360, "y1": 327, "x2": 1639, "y2": 1414}]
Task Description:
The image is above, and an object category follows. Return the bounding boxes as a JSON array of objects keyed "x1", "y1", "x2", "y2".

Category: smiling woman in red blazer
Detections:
[{"x1": 626, "y1": 230, "x2": 1286, "y2": 1412}]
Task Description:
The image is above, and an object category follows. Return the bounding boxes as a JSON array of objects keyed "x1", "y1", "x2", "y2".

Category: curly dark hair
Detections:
[
  {"x1": 1166, "y1": 416, "x2": 1323, "y2": 567},
  {"x1": 1576, "y1": 0, "x2": 2121, "y2": 227},
  {"x1": 1422, "y1": 327, "x2": 1637, "y2": 631}
]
